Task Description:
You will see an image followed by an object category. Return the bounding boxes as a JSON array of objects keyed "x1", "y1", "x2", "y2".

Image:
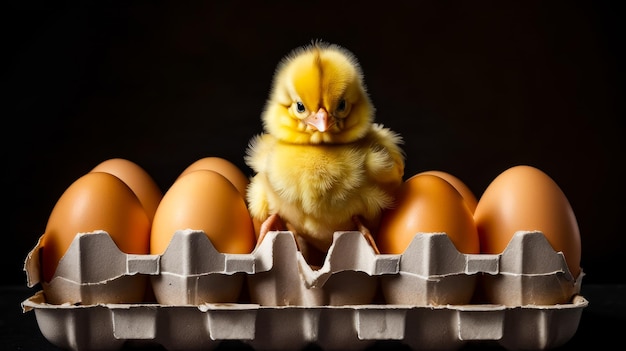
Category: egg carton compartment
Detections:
[
  {"x1": 381, "y1": 230, "x2": 583, "y2": 306},
  {"x1": 24, "y1": 231, "x2": 158, "y2": 305},
  {"x1": 150, "y1": 229, "x2": 255, "y2": 305},
  {"x1": 21, "y1": 290, "x2": 588, "y2": 351},
  {"x1": 247, "y1": 230, "x2": 399, "y2": 306},
  {"x1": 475, "y1": 230, "x2": 583, "y2": 306}
]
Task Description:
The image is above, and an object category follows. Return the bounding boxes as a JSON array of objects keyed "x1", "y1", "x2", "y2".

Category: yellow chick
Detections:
[{"x1": 245, "y1": 40, "x2": 405, "y2": 265}]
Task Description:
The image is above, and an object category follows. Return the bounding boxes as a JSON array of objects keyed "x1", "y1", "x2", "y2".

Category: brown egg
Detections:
[
  {"x1": 42, "y1": 172, "x2": 151, "y2": 282},
  {"x1": 177, "y1": 157, "x2": 250, "y2": 197},
  {"x1": 474, "y1": 165, "x2": 581, "y2": 277},
  {"x1": 90, "y1": 158, "x2": 163, "y2": 222},
  {"x1": 377, "y1": 174, "x2": 480, "y2": 255},
  {"x1": 416, "y1": 170, "x2": 478, "y2": 213},
  {"x1": 150, "y1": 170, "x2": 256, "y2": 255}
]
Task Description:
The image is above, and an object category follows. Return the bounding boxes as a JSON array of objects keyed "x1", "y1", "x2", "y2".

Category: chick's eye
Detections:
[
  {"x1": 337, "y1": 99, "x2": 346, "y2": 112},
  {"x1": 295, "y1": 101, "x2": 306, "y2": 113}
]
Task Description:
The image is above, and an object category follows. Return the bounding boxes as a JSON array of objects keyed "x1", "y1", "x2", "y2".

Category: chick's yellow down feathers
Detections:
[{"x1": 245, "y1": 41, "x2": 405, "y2": 263}]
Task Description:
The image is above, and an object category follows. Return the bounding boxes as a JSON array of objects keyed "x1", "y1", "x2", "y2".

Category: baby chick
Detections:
[{"x1": 245, "y1": 40, "x2": 405, "y2": 265}]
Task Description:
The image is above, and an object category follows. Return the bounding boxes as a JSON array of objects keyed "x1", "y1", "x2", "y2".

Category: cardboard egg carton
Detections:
[
  {"x1": 381, "y1": 231, "x2": 584, "y2": 306},
  {"x1": 22, "y1": 229, "x2": 587, "y2": 350}
]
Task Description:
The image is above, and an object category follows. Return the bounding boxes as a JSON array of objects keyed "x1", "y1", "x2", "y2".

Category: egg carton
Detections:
[
  {"x1": 22, "y1": 290, "x2": 587, "y2": 351},
  {"x1": 24, "y1": 229, "x2": 398, "y2": 306},
  {"x1": 382, "y1": 230, "x2": 583, "y2": 306},
  {"x1": 22, "y1": 230, "x2": 586, "y2": 350}
]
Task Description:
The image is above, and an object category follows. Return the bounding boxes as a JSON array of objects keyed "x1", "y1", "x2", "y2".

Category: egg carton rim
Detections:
[
  {"x1": 24, "y1": 229, "x2": 580, "y2": 286},
  {"x1": 21, "y1": 290, "x2": 588, "y2": 351}
]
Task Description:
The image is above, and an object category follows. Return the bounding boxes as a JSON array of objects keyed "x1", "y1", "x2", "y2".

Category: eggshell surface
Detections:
[
  {"x1": 417, "y1": 170, "x2": 478, "y2": 213},
  {"x1": 376, "y1": 174, "x2": 480, "y2": 255},
  {"x1": 41, "y1": 172, "x2": 151, "y2": 282},
  {"x1": 177, "y1": 157, "x2": 250, "y2": 197},
  {"x1": 90, "y1": 158, "x2": 163, "y2": 222},
  {"x1": 474, "y1": 165, "x2": 581, "y2": 277},
  {"x1": 150, "y1": 170, "x2": 256, "y2": 255}
]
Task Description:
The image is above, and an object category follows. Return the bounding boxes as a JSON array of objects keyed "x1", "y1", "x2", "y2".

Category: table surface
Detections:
[{"x1": 2, "y1": 284, "x2": 624, "y2": 350}]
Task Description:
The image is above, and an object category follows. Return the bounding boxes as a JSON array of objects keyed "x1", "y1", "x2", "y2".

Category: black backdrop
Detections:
[{"x1": 5, "y1": 1, "x2": 624, "y2": 287}]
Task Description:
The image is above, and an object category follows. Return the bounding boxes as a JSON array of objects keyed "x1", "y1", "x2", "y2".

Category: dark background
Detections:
[{"x1": 4, "y1": 0, "x2": 624, "y2": 288}]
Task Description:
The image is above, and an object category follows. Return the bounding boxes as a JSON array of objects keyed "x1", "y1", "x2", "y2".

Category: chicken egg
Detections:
[
  {"x1": 177, "y1": 157, "x2": 250, "y2": 197},
  {"x1": 474, "y1": 165, "x2": 581, "y2": 278},
  {"x1": 416, "y1": 170, "x2": 478, "y2": 213},
  {"x1": 177, "y1": 156, "x2": 265, "y2": 240},
  {"x1": 41, "y1": 172, "x2": 151, "y2": 282},
  {"x1": 150, "y1": 170, "x2": 256, "y2": 255},
  {"x1": 376, "y1": 173, "x2": 480, "y2": 255},
  {"x1": 90, "y1": 158, "x2": 163, "y2": 222}
]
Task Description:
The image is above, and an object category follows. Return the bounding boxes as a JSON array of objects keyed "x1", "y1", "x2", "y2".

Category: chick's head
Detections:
[{"x1": 262, "y1": 41, "x2": 374, "y2": 145}]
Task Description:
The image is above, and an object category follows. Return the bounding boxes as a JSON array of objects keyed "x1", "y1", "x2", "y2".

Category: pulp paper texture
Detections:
[{"x1": 22, "y1": 229, "x2": 586, "y2": 350}]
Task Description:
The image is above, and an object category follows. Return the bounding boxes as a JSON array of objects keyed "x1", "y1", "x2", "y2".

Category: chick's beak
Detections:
[{"x1": 304, "y1": 108, "x2": 335, "y2": 132}]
